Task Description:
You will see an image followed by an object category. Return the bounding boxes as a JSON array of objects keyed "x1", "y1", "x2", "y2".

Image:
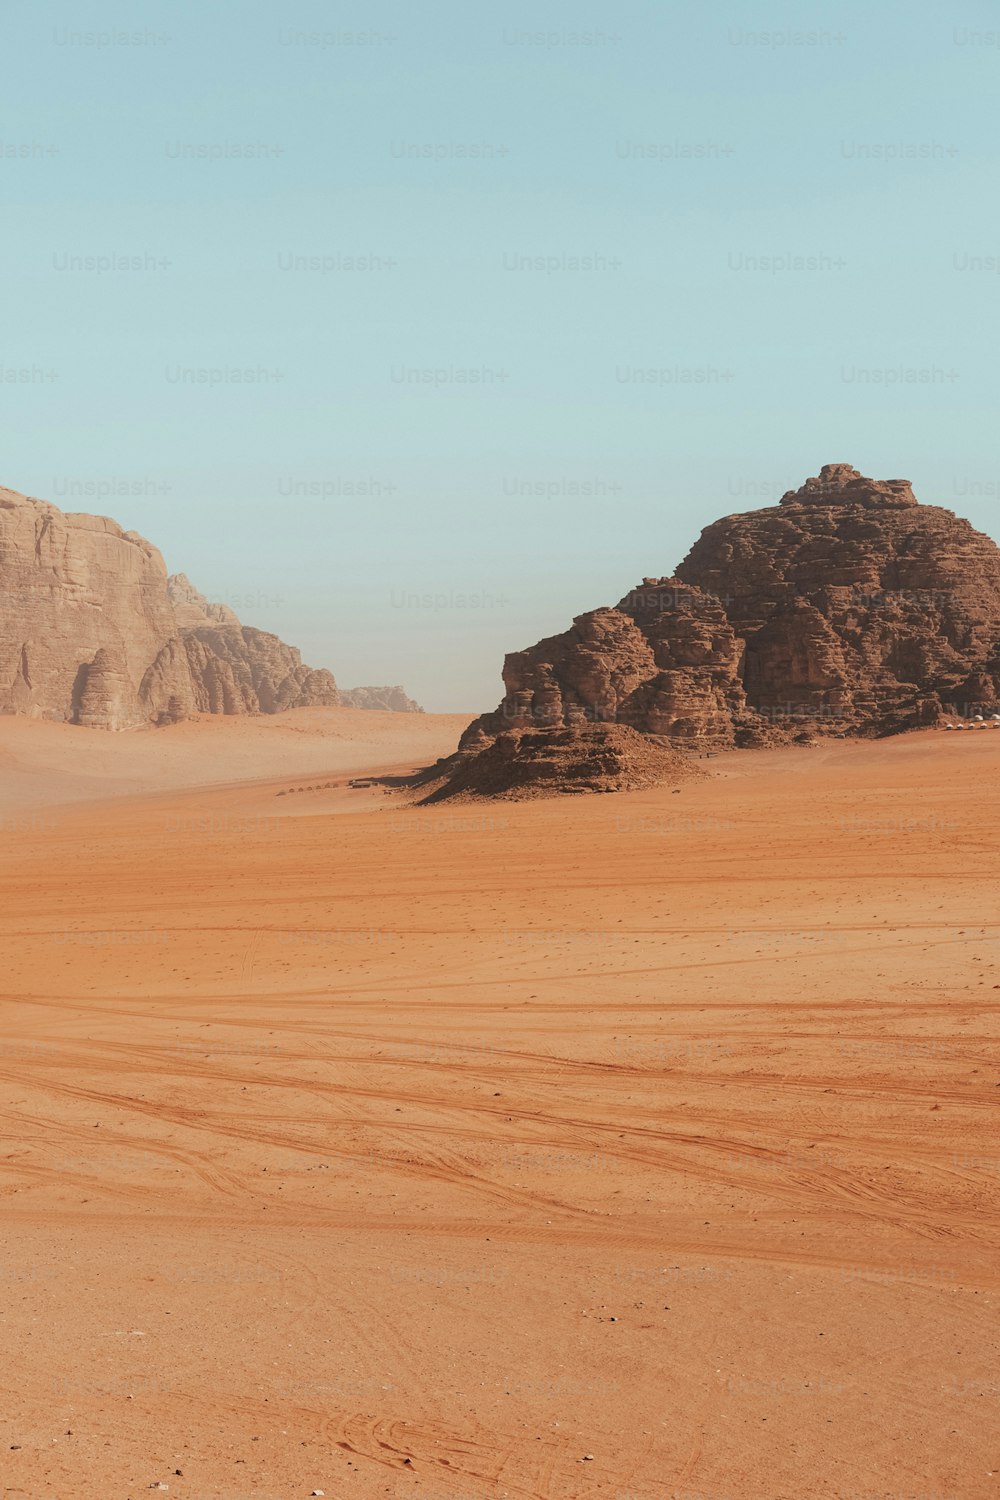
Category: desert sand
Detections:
[
  {"x1": 1, "y1": 717, "x2": 999, "y2": 1499},
  {"x1": 0, "y1": 708, "x2": 473, "y2": 819}
]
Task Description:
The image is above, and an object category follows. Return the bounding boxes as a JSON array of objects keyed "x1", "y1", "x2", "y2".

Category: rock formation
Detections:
[
  {"x1": 0, "y1": 483, "x2": 408, "y2": 729},
  {"x1": 460, "y1": 465, "x2": 1000, "y2": 766},
  {"x1": 461, "y1": 580, "x2": 749, "y2": 753},
  {"x1": 677, "y1": 463, "x2": 1000, "y2": 735},
  {"x1": 158, "y1": 573, "x2": 340, "y2": 718},
  {"x1": 427, "y1": 724, "x2": 701, "y2": 801},
  {"x1": 73, "y1": 645, "x2": 144, "y2": 732},
  {"x1": 337, "y1": 685, "x2": 424, "y2": 712},
  {"x1": 1, "y1": 484, "x2": 186, "y2": 729}
]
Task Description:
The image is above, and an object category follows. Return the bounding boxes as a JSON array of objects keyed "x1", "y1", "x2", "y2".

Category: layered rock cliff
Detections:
[
  {"x1": 162, "y1": 574, "x2": 339, "y2": 718},
  {"x1": 1, "y1": 485, "x2": 187, "y2": 728},
  {"x1": 0, "y1": 483, "x2": 402, "y2": 729},
  {"x1": 459, "y1": 465, "x2": 1000, "y2": 761}
]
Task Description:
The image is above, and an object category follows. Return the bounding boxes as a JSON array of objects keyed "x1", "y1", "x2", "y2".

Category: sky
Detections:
[{"x1": 3, "y1": 0, "x2": 999, "y2": 710}]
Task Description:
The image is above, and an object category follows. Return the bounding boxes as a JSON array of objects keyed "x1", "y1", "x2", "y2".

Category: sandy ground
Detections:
[
  {"x1": 1, "y1": 724, "x2": 999, "y2": 1499},
  {"x1": 0, "y1": 708, "x2": 474, "y2": 818}
]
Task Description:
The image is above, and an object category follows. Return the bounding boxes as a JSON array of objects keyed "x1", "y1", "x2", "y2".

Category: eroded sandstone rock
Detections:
[
  {"x1": 678, "y1": 462, "x2": 1000, "y2": 732},
  {"x1": 73, "y1": 646, "x2": 144, "y2": 731},
  {"x1": 1, "y1": 485, "x2": 183, "y2": 727},
  {"x1": 1, "y1": 483, "x2": 359, "y2": 729},
  {"x1": 459, "y1": 465, "x2": 1000, "y2": 770},
  {"x1": 460, "y1": 580, "x2": 749, "y2": 753},
  {"x1": 429, "y1": 724, "x2": 701, "y2": 801}
]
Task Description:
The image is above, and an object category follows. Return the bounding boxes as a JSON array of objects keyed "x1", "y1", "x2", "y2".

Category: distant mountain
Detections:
[
  {"x1": 337, "y1": 685, "x2": 423, "y2": 712},
  {"x1": 0, "y1": 483, "x2": 415, "y2": 728}
]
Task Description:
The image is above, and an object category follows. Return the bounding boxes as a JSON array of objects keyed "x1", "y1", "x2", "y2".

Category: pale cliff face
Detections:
[{"x1": 0, "y1": 484, "x2": 338, "y2": 729}]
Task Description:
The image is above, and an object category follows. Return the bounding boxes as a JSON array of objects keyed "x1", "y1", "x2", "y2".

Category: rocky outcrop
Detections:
[
  {"x1": 427, "y1": 724, "x2": 701, "y2": 801},
  {"x1": 165, "y1": 577, "x2": 339, "y2": 715},
  {"x1": 1, "y1": 482, "x2": 360, "y2": 729},
  {"x1": 459, "y1": 465, "x2": 1000, "y2": 770},
  {"x1": 166, "y1": 573, "x2": 241, "y2": 630},
  {"x1": 1, "y1": 485, "x2": 185, "y2": 730},
  {"x1": 73, "y1": 646, "x2": 143, "y2": 731},
  {"x1": 677, "y1": 463, "x2": 1000, "y2": 733},
  {"x1": 461, "y1": 581, "x2": 748, "y2": 752},
  {"x1": 337, "y1": 685, "x2": 424, "y2": 712}
]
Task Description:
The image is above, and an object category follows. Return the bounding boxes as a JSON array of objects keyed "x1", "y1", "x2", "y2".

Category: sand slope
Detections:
[
  {"x1": 0, "y1": 707, "x2": 473, "y2": 818},
  {"x1": 1, "y1": 727, "x2": 999, "y2": 1498}
]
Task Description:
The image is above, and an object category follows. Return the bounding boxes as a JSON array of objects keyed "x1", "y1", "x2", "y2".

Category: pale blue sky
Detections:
[{"x1": 3, "y1": 0, "x2": 998, "y2": 709}]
